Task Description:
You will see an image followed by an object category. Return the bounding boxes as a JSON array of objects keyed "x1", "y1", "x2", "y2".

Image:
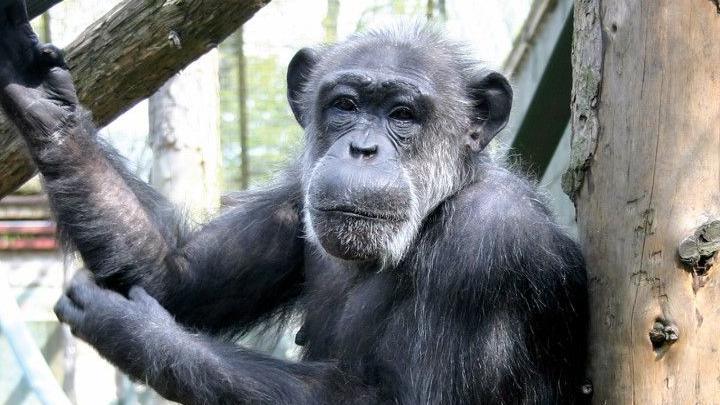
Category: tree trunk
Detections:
[
  {"x1": 426, "y1": 0, "x2": 434, "y2": 20},
  {"x1": 0, "y1": 0, "x2": 270, "y2": 199},
  {"x1": 149, "y1": 50, "x2": 221, "y2": 220},
  {"x1": 237, "y1": 29, "x2": 249, "y2": 190},
  {"x1": 566, "y1": 1, "x2": 720, "y2": 402},
  {"x1": 322, "y1": 0, "x2": 340, "y2": 43},
  {"x1": 437, "y1": 0, "x2": 446, "y2": 20},
  {"x1": 39, "y1": 11, "x2": 51, "y2": 42}
]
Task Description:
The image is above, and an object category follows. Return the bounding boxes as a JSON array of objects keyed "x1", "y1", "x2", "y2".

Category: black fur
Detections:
[{"x1": 0, "y1": 3, "x2": 587, "y2": 403}]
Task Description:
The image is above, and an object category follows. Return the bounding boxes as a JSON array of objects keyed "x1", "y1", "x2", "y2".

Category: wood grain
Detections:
[{"x1": 570, "y1": 0, "x2": 720, "y2": 402}]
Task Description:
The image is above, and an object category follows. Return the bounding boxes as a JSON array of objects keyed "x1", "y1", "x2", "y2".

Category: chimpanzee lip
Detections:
[{"x1": 310, "y1": 205, "x2": 403, "y2": 221}]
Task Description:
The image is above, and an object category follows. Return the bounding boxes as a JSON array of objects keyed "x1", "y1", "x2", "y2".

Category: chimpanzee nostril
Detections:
[{"x1": 349, "y1": 141, "x2": 379, "y2": 159}]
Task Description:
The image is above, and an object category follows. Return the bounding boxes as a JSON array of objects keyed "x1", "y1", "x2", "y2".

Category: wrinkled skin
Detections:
[
  {"x1": 0, "y1": 2, "x2": 76, "y2": 140},
  {"x1": 0, "y1": 2, "x2": 589, "y2": 404}
]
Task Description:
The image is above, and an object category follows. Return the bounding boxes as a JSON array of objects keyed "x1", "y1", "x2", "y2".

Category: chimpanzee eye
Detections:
[
  {"x1": 389, "y1": 106, "x2": 415, "y2": 121},
  {"x1": 333, "y1": 97, "x2": 357, "y2": 112}
]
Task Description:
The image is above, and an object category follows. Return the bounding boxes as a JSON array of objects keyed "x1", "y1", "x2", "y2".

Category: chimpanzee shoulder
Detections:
[{"x1": 412, "y1": 159, "x2": 584, "y2": 305}]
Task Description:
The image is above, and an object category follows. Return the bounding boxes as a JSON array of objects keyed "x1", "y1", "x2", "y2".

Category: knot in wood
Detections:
[
  {"x1": 168, "y1": 31, "x2": 182, "y2": 49},
  {"x1": 649, "y1": 321, "x2": 679, "y2": 349},
  {"x1": 678, "y1": 220, "x2": 720, "y2": 275}
]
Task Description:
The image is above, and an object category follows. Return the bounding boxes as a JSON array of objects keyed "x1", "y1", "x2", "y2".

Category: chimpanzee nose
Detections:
[{"x1": 349, "y1": 141, "x2": 379, "y2": 159}]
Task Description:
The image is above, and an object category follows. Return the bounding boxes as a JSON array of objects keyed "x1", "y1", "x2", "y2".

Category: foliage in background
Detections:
[{"x1": 220, "y1": 39, "x2": 302, "y2": 190}]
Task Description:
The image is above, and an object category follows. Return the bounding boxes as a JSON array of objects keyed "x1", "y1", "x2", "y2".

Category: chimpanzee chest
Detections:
[{"x1": 298, "y1": 250, "x2": 411, "y2": 366}]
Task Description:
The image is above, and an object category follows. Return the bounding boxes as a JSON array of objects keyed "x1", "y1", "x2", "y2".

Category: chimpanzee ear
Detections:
[
  {"x1": 287, "y1": 47, "x2": 320, "y2": 128},
  {"x1": 466, "y1": 71, "x2": 513, "y2": 152}
]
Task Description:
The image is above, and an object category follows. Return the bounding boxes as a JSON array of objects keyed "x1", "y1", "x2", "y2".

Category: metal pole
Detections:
[{"x1": 0, "y1": 271, "x2": 72, "y2": 405}]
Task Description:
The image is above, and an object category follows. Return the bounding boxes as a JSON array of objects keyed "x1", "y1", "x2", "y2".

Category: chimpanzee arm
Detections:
[
  {"x1": 0, "y1": 1, "x2": 304, "y2": 334},
  {"x1": 156, "y1": 183, "x2": 306, "y2": 333},
  {"x1": 55, "y1": 273, "x2": 372, "y2": 405}
]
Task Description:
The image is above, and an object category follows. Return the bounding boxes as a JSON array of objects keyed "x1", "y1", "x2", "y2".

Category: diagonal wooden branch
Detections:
[
  {"x1": 25, "y1": 0, "x2": 62, "y2": 18},
  {"x1": 0, "y1": 0, "x2": 270, "y2": 198},
  {"x1": 0, "y1": 0, "x2": 61, "y2": 20}
]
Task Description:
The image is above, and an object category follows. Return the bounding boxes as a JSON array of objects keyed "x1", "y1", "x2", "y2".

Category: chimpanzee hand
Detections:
[
  {"x1": 54, "y1": 271, "x2": 180, "y2": 374},
  {"x1": 0, "y1": 0, "x2": 78, "y2": 140}
]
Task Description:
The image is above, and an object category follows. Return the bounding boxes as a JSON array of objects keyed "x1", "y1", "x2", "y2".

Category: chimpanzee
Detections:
[{"x1": 0, "y1": 2, "x2": 587, "y2": 404}]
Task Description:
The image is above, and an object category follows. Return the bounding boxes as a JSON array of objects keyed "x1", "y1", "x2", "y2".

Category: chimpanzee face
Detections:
[{"x1": 287, "y1": 33, "x2": 512, "y2": 265}]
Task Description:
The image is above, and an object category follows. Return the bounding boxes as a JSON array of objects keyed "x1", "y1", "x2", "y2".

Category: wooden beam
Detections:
[
  {"x1": 0, "y1": 0, "x2": 270, "y2": 198},
  {"x1": 497, "y1": 0, "x2": 573, "y2": 176},
  {"x1": 509, "y1": 13, "x2": 572, "y2": 175},
  {"x1": 0, "y1": 271, "x2": 71, "y2": 405},
  {"x1": 0, "y1": 0, "x2": 61, "y2": 18},
  {"x1": 27, "y1": 0, "x2": 61, "y2": 18}
]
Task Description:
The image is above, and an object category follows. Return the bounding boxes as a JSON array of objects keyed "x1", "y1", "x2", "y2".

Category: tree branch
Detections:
[
  {"x1": 26, "y1": 0, "x2": 62, "y2": 18},
  {"x1": 0, "y1": 0, "x2": 270, "y2": 198}
]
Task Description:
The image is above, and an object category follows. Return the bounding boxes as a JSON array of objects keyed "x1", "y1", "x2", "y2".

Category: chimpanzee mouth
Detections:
[{"x1": 310, "y1": 205, "x2": 404, "y2": 222}]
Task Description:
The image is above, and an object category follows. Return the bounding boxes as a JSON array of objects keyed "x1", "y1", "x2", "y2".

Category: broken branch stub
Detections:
[
  {"x1": 678, "y1": 220, "x2": 720, "y2": 273},
  {"x1": 649, "y1": 321, "x2": 679, "y2": 349}
]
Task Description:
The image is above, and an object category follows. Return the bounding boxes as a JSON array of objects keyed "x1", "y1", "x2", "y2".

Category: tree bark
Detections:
[
  {"x1": 566, "y1": 0, "x2": 720, "y2": 402},
  {"x1": 0, "y1": 0, "x2": 270, "y2": 199}
]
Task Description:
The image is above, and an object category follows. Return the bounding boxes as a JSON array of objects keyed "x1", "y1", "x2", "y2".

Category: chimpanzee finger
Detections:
[
  {"x1": 54, "y1": 295, "x2": 84, "y2": 325},
  {"x1": 128, "y1": 285, "x2": 157, "y2": 306},
  {"x1": 36, "y1": 44, "x2": 67, "y2": 70},
  {"x1": 66, "y1": 270, "x2": 98, "y2": 308},
  {"x1": 45, "y1": 67, "x2": 79, "y2": 106},
  {"x1": 0, "y1": 82, "x2": 33, "y2": 109}
]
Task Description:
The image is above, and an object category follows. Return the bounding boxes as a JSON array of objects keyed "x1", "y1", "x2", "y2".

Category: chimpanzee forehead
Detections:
[
  {"x1": 326, "y1": 42, "x2": 449, "y2": 84},
  {"x1": 317, "y1": 70, "x2": 432, "y2": 102}
]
